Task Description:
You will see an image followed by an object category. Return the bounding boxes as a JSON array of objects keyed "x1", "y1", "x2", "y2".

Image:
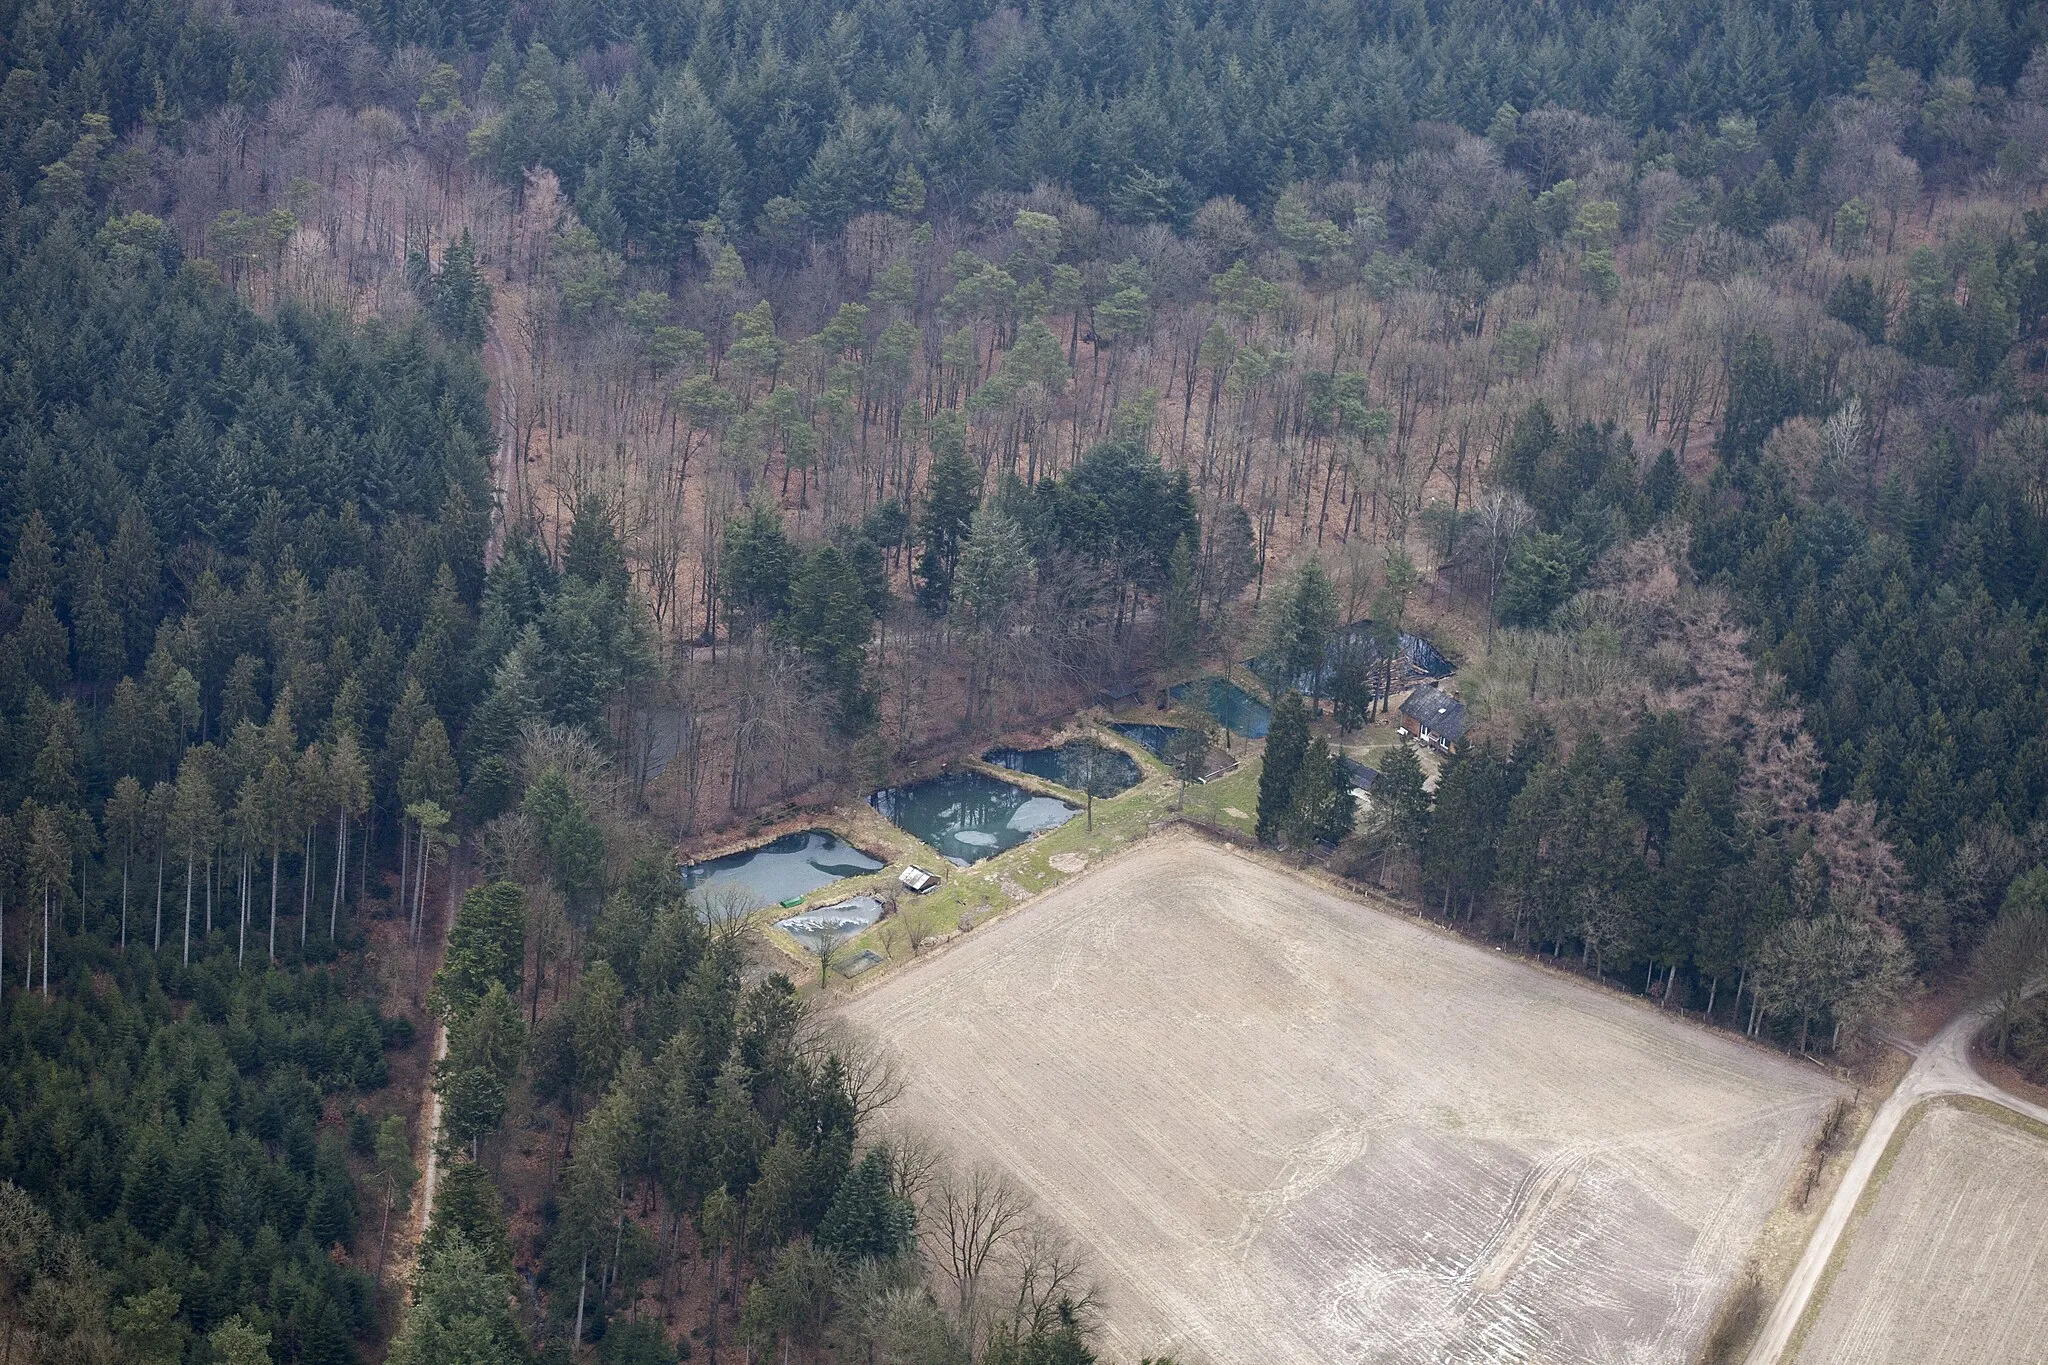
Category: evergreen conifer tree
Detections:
[{"x1": 1256, "y1": 692, "x2": 1310, "y2": 843}]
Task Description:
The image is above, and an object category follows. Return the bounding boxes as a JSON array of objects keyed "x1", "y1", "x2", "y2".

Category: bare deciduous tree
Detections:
[
  {"x1": 1001, "y1": 1221, "x2": 1100, "y2": 1341},
  {"x1": 924, "y1": 1165, "x2": 1031, "y2": 1333}
]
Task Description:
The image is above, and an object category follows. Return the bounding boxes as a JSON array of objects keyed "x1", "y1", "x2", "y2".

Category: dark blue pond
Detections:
[
  {"x1": 683, "y1": 830, "x2": 885, "y2": 909},
  {"x1": 1169, "y1": 677, "x2": 1272, "y2": 738},
  {"x1": 869, "y1": 772, "x2": 1077, "y2": 866},
  {"x1": 1108, "y1": 722, "x2": 1184, "y2": 760},
  {"x1": 984, "y1": 741, "x2": 1141, "y2": 796}
]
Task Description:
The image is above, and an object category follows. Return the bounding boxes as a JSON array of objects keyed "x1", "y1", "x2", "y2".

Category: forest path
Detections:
[
  {"x1": 1744, "y1": 992, "x2": 2048, "y2": 1364},
  {"x1": 402, "y1": 756, "x2": 483, "y2": 1272}
]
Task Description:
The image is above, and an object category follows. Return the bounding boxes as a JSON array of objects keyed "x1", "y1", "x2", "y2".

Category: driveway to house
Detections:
[{"x1": 1744, "y1": 995, "x2": 2048, "y2": 1365}]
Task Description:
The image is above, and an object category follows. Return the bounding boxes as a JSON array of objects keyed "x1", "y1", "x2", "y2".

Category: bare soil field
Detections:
[
  {"x1": 1792, "y1": 1101, "x2": 2048, "y2": 1365},
  {"x1": 842, "y1": 835, "x2": 1842, "y2": 1365}
]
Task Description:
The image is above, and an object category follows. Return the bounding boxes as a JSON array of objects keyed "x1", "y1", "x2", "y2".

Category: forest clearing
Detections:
[
  {"x1": 1788, "y1": 1100, "x2": 2048, "y2": 1365},
  {"x1": 841, "y1": 835, "x2": 1840, "y2": 1365}
]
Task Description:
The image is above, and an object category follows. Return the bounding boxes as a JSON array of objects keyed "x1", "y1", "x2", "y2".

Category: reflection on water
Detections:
[
  {"x1": 776, "y1": 895, "x2": 885, "y2": 953},
  {"x1": 682, "y1": 829, "x2": 884, "y2": 909},
  {"x1": 1169, "y1": 677, "x2": 1272, "y2": 738},
  {"x1": 984, "y1": 741, "x2": 1141, "y2": 796},
  {"x1": 1108, "y1": 722, "x2": 1185, "y2": 760},
  {"x1": 868, "y1": 772, "x2": 1078, "y2": 866}
]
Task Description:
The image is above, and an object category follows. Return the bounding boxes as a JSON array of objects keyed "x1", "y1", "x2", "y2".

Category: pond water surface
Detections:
[
  {"x1": 682, "y1": 829, "x2": 885, "y2": 909},
  {"x1": 1170, "y1": 677, "x2": 1272, "y2": 738},
  {"x1": 984, "y1": 741, "x2": 1141, "y2": 796},
  {"x1": 868, "y1": 772, "x2": 1077, "y2": 865},
  {"x1": 1108, "y1": 722, "x2": 1185, "y2": 761},
  {"x1": 776, "y1": 895, "x2": 885, "y2": 952}
]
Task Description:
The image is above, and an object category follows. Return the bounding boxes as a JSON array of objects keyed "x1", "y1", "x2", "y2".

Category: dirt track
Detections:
[
  {"x1": 1791, "y1": 1102, "x2": 2048, "y2": 1363},
  {"x1": 842, "y1": 836, "x2": 1841, "y2": 1365},
  {"x1": 1745, "y1": 993, "x2": 2048, "y2": 1365}
]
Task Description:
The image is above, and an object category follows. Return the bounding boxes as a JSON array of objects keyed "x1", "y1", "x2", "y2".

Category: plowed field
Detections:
[
  {"x1": 1793, "y1": 1101, "x2": 2048, "y2": 1364},
  {"x1": 843, "y1": 836, "x2": 1842, "y2": 1365}
]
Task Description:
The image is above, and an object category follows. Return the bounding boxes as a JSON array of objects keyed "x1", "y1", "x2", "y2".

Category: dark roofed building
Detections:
[
  {"x1": 1096, "y1": 681, "x2": 1142, "y2": 712},
  {"x1": 1341, "y1": 757, "x2": 1378, "y2": 798},
  {"x1": 1398, "y1": 684, "x2": 1468, "y2": 753}
]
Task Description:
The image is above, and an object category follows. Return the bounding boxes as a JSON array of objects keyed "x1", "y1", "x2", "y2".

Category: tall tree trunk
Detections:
[
  {"x1": 270, "y1": 846, "x2": 280, "y2": 961},
  {"x1": 574, "y1": 1251, "x2": 589, "y2": 1347},
  {"x1": 301, "y1": 825, "x2": 313, "y2": 946},
  {"x1": 183, "y1": 851, "x2": 195, "y2": 965},
  {"x1": 332, "y1": 809, "x2": 346, "y2": 937},
  {"x1": 374, "y1": 1192, "x2": 392, "y2": 1300}
]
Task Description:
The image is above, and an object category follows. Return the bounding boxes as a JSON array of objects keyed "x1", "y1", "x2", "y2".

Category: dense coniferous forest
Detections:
[{"x1": 7, "y1": 0, "x2": 2048, "y2": 1355}]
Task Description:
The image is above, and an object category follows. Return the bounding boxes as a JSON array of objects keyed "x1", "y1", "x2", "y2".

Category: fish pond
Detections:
[
  {"x1": 984, "y1": 741, "x2": 1141, "y2": 796},
  {"x1": 869, "y1": 772, "x2": 1077, "y2": 866},
  {"x1": 682, "y1": 829, "x2": 885, "y2": 909},
  {"x1": 1108, "y1": 722, "x2": 1185, "y2": 761},
  {"x1": 776, "y1": 895, "x2": 885, "y2": 953},
  {"x1": 1170, "y1": 676, "x2": 1272, "y2": 738}
]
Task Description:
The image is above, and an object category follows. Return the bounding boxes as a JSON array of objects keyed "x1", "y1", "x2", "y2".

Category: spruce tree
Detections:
[
  {"x1": 1256, "y1": 691, "x2": 1310, "y2": 843},
  {"x1": 1285, "y1": 738, "x2": 1355, "y2": 847},
  {"x1": 915, "y1": 417, "x2": 981, "y2": 611},
  {"x1": 1372, "y1": 743, "x2": 1429, "y2": 855},
  {"x1": 816, "y1": 1146, "x2": 915, "y2": 1261},
  {"x1": 1163, "y1": 535, "x2": 1199, "y2": 664}
]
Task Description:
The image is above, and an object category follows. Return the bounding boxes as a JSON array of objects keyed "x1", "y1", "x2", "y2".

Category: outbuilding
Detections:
[{"x1": 1096, "y1": 681, "x2": 1142, "y2": 712}]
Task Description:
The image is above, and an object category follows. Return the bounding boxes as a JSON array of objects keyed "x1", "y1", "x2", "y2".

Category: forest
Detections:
[{"x1": 5, "y1": 0, "x2": 2048, "y2": 1356}]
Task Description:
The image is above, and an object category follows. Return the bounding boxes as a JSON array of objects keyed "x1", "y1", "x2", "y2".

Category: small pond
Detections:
[
  {"x1": 1108, "y1": 722, "x2": 1185, "y2": 761},
  {"x1": 868, "y1": 772, "x2": 1077, "y2": 866},
  {"x1": 1170, "y1": 677, "x2": 1272, "y2": 738},
  {"x1": 984, "y1": 741, "x2": 1141, "y2": 796},
  {"x1": 682, "y1": 829, "x2": 885, "y2": 909},
  {"x1": 776, "y1": 895, "x2": 885, "y2": 953}
]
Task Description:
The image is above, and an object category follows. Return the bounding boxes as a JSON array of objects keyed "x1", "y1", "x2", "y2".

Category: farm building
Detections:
[{"x1": 1399, "y1": 684, "x2": 1468, "y2": 753}]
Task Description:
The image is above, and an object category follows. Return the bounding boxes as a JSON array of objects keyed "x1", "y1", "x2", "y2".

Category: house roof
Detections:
[
  {"x1": 1399, "y1": 683, "x2": 1469, "y2": 740},
  {"x1": 1341, "y1": 758, "x2": 1378, "y2": 792}
]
